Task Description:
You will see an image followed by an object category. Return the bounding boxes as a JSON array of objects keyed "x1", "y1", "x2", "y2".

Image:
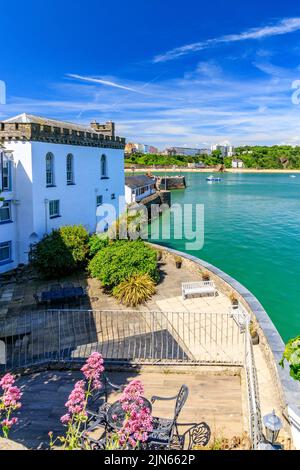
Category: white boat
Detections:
[
  {"x1": 289, "y1": 175, "x2": 296, "y2": 178},
  {"x1": 206, "y1": 175, "x2": 222, "y2": 182}
]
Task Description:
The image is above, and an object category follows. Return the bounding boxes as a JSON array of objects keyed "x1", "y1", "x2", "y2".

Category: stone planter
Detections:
[
  {"x1": 0, "y1": 438, "x2": 28, "y2": 450},
  {"x1": 251, "y1": 333, "x2": 259, "y2": 345}
]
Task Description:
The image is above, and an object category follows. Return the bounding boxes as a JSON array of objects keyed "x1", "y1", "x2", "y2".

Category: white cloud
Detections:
[
  {"x1": 67, "y1": 74, "x2": 147, "y2": 94},
  {"x1": 153, "y1": 17, "x2": 300, "y2": 63},
  {"x1": 2, "y1": 59, "x2": 300, "y2": 148}
]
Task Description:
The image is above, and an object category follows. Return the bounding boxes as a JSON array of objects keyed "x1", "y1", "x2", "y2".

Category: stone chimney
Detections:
[{"x1": 90, "y1": 121, "x2": 115, "y2": 138}]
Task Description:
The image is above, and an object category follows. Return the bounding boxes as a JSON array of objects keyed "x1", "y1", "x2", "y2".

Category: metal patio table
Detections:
[{"x1": 106, "y1": 397, "x2": 152, "y2": 431}]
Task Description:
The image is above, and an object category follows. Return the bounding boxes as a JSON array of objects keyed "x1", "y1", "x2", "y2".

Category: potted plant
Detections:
[
  {"x1": 229, "y1": 292, "x2": 239, "y2": 308},
  {"x1": 201, "y1": 270, "x2": 210, "y2": 281},
  {"x1": 249, "y1": 321, "x2": 259, "y2": 345},
  {"x1": 174, "y1": 255, "x2": 182, "y2": 269}
]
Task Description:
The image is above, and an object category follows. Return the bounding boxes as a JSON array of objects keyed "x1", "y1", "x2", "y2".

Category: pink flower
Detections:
[
  {"x1": 0, "y1": 373, "x2": 15, "y2": 391},
  {"x1": 81, "y1": 352, "x2": 104, "y2": 390},
  {"x1": 120, "y1": 379, "x2": 144, "y2": 404},
  {"x1": 1, "y1": 417, "x2": 18, "y2": 428},
  {"x1": 65, "y1": 380, "x2": 86, "y2": 415},
  {"x1": 114, "y1": 379, "x2": 153, "y2": 448},
  {"x1": 60, "y1": 414, "x2": 71, "y2": 424},
  {"x1": 2, "y1": 386, "x2": 22, "y2": 407}
]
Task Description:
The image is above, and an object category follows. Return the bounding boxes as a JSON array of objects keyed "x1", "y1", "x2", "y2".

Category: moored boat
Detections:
[{"x1": 206, "y1": 174, "x2": 222, "y2": 182}]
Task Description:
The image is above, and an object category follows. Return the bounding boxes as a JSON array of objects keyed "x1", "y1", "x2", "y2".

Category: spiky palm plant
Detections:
[{"x1": 113, "y1": 273, "x2": 156, "y2": 307}]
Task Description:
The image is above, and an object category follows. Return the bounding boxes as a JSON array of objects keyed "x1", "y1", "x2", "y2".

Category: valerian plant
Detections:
[
  {"x1": 49, "y1": 352, "x2": 104, "y2": 450},
  {"x1": 279, "y1": 335, "x2": 300, "y2": 381},
  {"x1": 106, "y1": 379, "x2": 153, "y2": 450},
  {"x1": 0, "y1": 373, "x2": 22, "y2": 438}
]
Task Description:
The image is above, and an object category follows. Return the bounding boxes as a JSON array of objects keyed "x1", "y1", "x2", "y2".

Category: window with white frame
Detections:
[
  {"x1": 0, "y1": 241, "x2": 12, "y2": 265},
  {"x1": 1, "y1": 157, "x2": 12, "y2": 191},
  {"x1": 66, "y1": 154, "x2": 74, "y2": 185},
  {"x1": 100, "y1": 154, "x2": 108, "y2": 178},
  {"x1": 49, "y1": 200, "x2": 60, "y2": 218},
  {"x1": 0, "y1": 201, "x2": 12, "y2": 223},
  {"x1": 96, "y1": 195, "x2": 103, "y2": 206},
  {"x1": 46, "y1": 152, "x2": 55, "y2": 187}
]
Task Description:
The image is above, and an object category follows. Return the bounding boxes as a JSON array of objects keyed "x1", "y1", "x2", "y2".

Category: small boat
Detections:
[
  {"x1": 289, "y1": 175, "x2": 296, "y2": 178},
  {"x1": 206, "y1": 175, "x2": 222, "y2": 182}
]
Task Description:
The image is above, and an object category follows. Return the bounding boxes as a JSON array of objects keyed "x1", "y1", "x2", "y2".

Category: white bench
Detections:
[
  {"x1": 229, "y1": 304, "x2": 250, "y2": 332},
  {"x1": 182, "y1": 281, "x2": 217, "y2": 300}
]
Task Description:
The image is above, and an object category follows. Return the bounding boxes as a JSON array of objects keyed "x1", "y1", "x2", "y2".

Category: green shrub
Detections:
[
  {"x1": 113, "y1": 273, "x2": 156, "y2": 306},
  {"x1": 88, "y1": 240, "x2": 159, "y2": 288},
  {"x1": 280, "y1": 335, "x2": 300, "y2": 381},
  {"x1": 88, "y1": 234, "x2": 109, "y2": 258},
  {"x1": 31, "y1": 225, "x2": 89, "y2": 278},
  {"x1": 59, "y1": 225, "x2": 90, "y2": 265}
]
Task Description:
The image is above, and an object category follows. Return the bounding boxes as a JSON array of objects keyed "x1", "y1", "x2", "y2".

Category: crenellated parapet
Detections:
[{"x1": 0, "y1": 122, "x2": 126, "y2": 149}]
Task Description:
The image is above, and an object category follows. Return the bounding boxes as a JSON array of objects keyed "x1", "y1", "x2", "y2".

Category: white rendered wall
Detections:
[
  {"x1": 0, "y1": 140, "x2": 125, "y2": 271},
  {"x1": 0, "y1": 141, "x2": 33, "y2": 271}
]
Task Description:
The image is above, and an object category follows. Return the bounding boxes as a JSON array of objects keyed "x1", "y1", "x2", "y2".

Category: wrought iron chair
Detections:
[
  {"x1": 171, "y1": 422, "x2": 211, "y2": 450},
  {"x1": 85, "y1": 375, "x2": 124, "y2": 431},
  {"x1": 80, "y1": 424, "x2": 107, "y2": 450},
  {"x1": 147, "y1": 385, "x2": 189, "y2": 450}
]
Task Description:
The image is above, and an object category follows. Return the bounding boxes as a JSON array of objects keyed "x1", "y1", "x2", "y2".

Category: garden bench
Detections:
[
  {"x1": 182, "y1": 281, "x2": 217, "y2": 300},
  {"x1": 229, "y1": 304, "x2": 250, "y2": 332}
]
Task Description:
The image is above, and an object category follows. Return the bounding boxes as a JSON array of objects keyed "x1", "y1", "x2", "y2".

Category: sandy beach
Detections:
[{"x1": 125, "y1": 167, "x2": 300, "y2": 174}]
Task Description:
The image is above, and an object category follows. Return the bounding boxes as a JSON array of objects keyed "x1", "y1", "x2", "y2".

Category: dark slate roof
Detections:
[{"x1": 125, "y1": 175, "x2": 155, "y2": 189}]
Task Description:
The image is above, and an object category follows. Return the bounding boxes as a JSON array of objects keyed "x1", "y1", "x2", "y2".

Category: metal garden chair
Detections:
[
  {"x1": 171, "y1": 422, "x2": 211, "y2": 450},
  {"x1": 147, "y1": 385, "x2": 189, "y2": 450},
  {"x1": 85, "y1": 375, "x2": 124, "y2": 432}
]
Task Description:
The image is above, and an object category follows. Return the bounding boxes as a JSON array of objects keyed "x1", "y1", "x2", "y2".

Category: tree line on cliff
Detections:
[{"x1": 125, "y1": 146, "x2": 300, "y2": 169}]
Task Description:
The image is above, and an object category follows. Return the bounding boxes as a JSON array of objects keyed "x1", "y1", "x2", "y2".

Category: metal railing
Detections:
[
  {"x1": 0, "y1": 308, "x2": 262, "y2": 447},
  {"x1": 0, "y1": 309, "x2": 246, "y2": 368},
  {"x1": 244, "y1": 316, "x2": 263, "y2": 448}
]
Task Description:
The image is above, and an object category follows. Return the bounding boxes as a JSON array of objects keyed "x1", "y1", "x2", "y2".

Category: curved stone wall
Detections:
[{"x1": 151, "y1": 242, "x2": 300, "y2": 448}]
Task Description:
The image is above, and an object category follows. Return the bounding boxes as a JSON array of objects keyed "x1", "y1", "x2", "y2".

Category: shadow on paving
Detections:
[{"x1": 10, "y1": 369, "x2": 140, "y2": 450}]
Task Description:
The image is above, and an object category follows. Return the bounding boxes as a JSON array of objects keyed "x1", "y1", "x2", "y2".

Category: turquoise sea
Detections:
[{"x1": 150, "y1": 172, "x2": 300, "y2": 342}]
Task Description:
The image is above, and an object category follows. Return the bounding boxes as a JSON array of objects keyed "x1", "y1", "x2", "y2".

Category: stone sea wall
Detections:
[{"x1": 151, "y1": 243, "x2": 300, "y2": 448}]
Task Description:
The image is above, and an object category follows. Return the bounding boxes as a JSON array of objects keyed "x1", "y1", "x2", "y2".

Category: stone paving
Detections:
[
  {"x1": 0, "y1": 253, "x2": 293, "y2": 448},
  {"x1": 11, "y1": 368, "x2": 244, "y2": 449}
]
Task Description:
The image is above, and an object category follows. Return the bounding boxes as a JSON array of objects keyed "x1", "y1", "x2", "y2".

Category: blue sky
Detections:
[{"x1": 2, "y1": 0, "x2": 300, "y2": 148}]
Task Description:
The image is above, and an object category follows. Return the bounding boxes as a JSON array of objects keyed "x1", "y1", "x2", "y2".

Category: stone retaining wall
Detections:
[{"x1": 151, "y1": 243, "x2": 300, "y2": 448}]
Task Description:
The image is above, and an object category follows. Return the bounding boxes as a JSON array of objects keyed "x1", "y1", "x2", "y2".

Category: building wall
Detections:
[
  {"x1": 125, "y1": 184, "x2": 155, "y2": 204},
  {"x1": 0, "y1": 141, "x2": 125, "y2": 271},
  {"x1": 0, "y1": 143, "x2": 33, "y2": 272}
]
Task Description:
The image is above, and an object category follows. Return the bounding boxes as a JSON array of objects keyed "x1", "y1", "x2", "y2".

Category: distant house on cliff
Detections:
[
  {"x1": 232, "y1": 159, "x2": 244, "y2": 168},
  {"x1": 125, "y1": 175, "x2": 156, "y2": 204},
  {"x1": 187, "y1": 162, "x2": 206, "y2": 169}
]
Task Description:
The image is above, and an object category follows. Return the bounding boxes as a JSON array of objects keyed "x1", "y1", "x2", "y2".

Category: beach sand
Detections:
[{"x1": 125, "y1": 167, "x2": 300, "y2": 174}]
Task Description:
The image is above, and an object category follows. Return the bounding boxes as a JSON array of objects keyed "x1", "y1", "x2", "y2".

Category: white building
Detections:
[
  {"x1": 211, "y1": 144, "x2": 234, "y2": 157},
  {"x1": 125, "y1": 175, "x2": 156, "y2": 204},
  {"x1": 164, "y1": 147, "x2": 202, "y2": 157},
  {"x1": 0, "y1": 113, "x2": 126, "y2": 273},
  {"x1": 232, "y1": 158, "x2": 244, "y2": 169}
]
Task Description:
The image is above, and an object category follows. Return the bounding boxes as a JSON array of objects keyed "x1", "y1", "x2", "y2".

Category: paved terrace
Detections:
[
  {"x1": 0, "y1": 251, "x2": 293, "y2": 447},
  {"x1": 11, "y1": 368, "x2": 244, "y2": 449}
]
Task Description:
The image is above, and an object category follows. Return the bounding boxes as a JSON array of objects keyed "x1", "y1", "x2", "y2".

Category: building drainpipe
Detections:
[{"x1": 44, "y1": 199, "x2": 49, "y2": 235}]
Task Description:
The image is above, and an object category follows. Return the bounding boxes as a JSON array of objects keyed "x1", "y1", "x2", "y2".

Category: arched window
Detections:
[
  {"x1": 46, "y1": 153, "x2": 54, "y2": 187},
  {"x1": 66, "y1": 154, "x2": 74, "y2": 185},
  {"x1": 101, "y1": 154, "x2": 108, "y2": 178}
]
